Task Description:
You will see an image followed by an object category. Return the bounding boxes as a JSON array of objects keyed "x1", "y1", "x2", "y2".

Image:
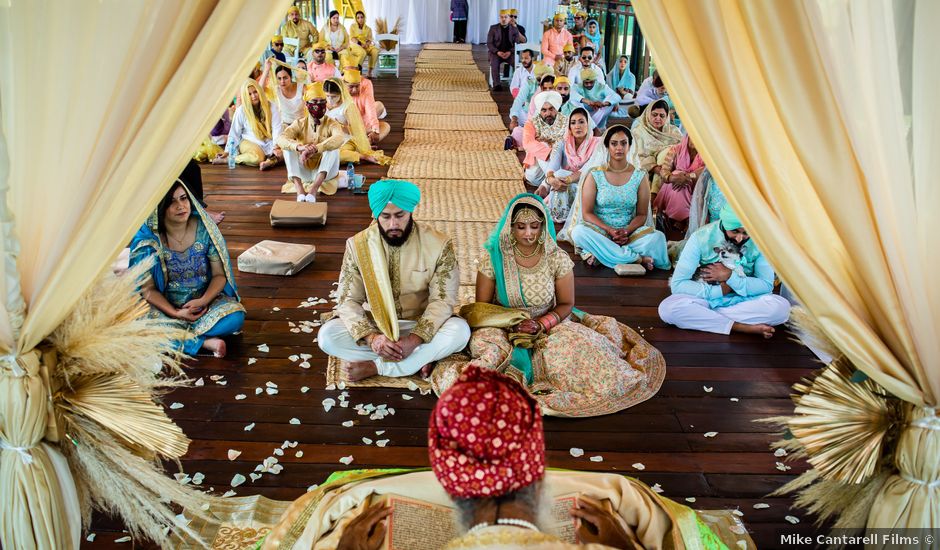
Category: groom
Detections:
[{"x1": 318, "y1": 179, "x2": 471, "y2": 381}]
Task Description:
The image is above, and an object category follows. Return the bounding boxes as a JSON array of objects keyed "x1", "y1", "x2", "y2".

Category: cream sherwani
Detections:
[
  {"x1": 318, "y1": 222, "x2": 470, "y2": 376},
  {"x1": 276, "y1": 113, "x2": 346, "y2": 185}
]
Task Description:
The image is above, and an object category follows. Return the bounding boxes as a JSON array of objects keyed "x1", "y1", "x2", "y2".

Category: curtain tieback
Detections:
[
  {"x1": 900, "y1": 472, "x2": 940, "y2": 489},
  {"x1": 0, "y1": 353, "x2": 25, "y2": 377},
  {"x1": 0, "y1": 439, "x2": 34, "y2": 465},
  {"x1": 911, "y1": 407, "x2": 940, "y2": 431}
]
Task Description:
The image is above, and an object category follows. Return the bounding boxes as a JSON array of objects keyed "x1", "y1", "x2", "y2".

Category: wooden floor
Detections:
[{"x1": 85, "y1": 45, "x2": 822, "y2": 549}]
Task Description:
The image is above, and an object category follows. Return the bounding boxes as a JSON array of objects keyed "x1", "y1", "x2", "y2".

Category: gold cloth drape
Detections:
[
  {"x1": 0, "y1": 1, "x2": 290, "y2": 547},
  {"x1": 631, "y1": 0, "x2": 938, "y2": 532}
]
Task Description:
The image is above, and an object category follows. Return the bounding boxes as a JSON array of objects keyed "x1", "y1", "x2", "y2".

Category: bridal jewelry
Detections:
[
  {"x1": 496, "y1": 518, "x2": 539, "y2": 531},
  {"x1": 513, "y1": 243, "x2": 540, "y2": 259}
]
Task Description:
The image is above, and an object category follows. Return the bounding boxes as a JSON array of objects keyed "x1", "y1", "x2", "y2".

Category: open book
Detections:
[{"x1": 371, "y1": 492, "x2": 613, "y2": 550}]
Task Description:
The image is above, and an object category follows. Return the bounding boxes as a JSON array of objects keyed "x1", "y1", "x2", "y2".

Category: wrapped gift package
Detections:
[{"x1": 237, "y1": 240, "x2": 316, "y2": 276}]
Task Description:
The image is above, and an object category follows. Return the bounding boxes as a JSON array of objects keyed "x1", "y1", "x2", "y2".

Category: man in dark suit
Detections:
[{"x1": 487, "y1": 9, "x2": 523, "y2": 91}]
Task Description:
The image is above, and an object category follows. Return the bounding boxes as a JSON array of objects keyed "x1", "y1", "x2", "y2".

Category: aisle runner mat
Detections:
[{"x1": 387, "y1": 149, "x2": 522, "y2": 180}]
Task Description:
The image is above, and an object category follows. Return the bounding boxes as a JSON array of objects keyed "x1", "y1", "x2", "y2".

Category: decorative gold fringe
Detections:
[
  {"x1": 375, "y1": 17, "x2": 402, "y2": 51},
  {"x1": 46, "y1": 260, "x2": 218, "y2": 546},
  {"x1": 763, "y1": 306, "x2": 903, "y2": 530}
]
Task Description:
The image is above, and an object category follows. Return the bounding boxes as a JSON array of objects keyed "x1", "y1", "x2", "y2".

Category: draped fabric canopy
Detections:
[
  {"x1": 632, "y1": 0, "x2": 937, "y2": 531},
  {"x1": 0, "y1": 1, "x2": 290, "y2": 547}
]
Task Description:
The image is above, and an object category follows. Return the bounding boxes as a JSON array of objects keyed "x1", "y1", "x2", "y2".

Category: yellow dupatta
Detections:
[
  {"x1": 352, "y1": 224, "x2": 399, "y2": 340},
  {"x1": 324, "y1": 77, "x2": 391, "y2": 164},
  {"x1": 239, "y1": 79, "x2": 273, "y2": 141}
]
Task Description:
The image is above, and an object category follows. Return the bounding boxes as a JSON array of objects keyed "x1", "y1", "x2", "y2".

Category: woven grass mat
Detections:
[
  {"x1": 423, "y1": 42, "x2": 473, "y2": 50},
  {"x1": 416, "y1": 54, "x2": 475, "y2": 64},
  {"x1": 415, "y1": 67, "x2": 484, "y2": 76},
  {"x1": 409, "y1": 90, "x2": 494, "y2": 103},
  {"x1": 404, "y1": 113, "x2": 506, "y2": 131},
  {"x1": 401, "y1": 130, "x2": 507, "y2": 151},
  {"x1": 406, "y1": 101, "x2": 499, "y2": 115},
  {"x1": 425, "y1": 220, "x2": 495, "y2": 285},
  {"x1": 412, "y1": 78, "x2": 488, "y2": 92},
  {"x1": 412, "y1": 179, "x2": 525, "y2": 221},
  {"x1": 414, "y1": 62, "x2": 477, "y2": 70},
  {"x1": 326, "y1": 356, "x2": 432, "y2": 390},
  {"x1": 388, "y1": 149, "x2": 523, "y2": 180}
]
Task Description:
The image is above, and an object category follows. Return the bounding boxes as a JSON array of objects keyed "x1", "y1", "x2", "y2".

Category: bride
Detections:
[{"x1": 430, "y1": 193, "x2": 665, "y2": 417}]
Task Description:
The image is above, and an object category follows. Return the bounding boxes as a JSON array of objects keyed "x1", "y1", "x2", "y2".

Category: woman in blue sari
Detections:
[{"x1": 130, "y1": 181, "x2": 245, "y2": 357}]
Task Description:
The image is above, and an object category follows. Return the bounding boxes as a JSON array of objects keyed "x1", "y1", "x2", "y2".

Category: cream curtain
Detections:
[
  {"x1": 0, "y1": 1, "x2": 290, "y2": 547},
  {"x1": 631, "y1": 0, "x2": 938, "y2": 531}
]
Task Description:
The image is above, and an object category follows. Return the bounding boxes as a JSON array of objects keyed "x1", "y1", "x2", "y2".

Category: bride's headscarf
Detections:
[
  {"x1": 239, "y1": 79, "x2": 273, "y2": 141},
  {"x1": 558, "y1": 125, "x2": 655, "y2": 248}
]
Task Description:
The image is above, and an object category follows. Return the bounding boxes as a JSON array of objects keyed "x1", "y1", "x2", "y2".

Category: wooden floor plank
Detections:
[{"x1": 82, "y1": 44, "x2": 820, "y2": 548}]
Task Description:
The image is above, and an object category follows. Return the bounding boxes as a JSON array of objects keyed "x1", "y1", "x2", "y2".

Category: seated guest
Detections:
[
  {"x1": 487, "y1": 9, "x2": 523, "y2": 91},
  {"x1": 608, "y1": 55, "x2": 636, "y2": 98},
  {"x1": 553, "y1": 76, "x2": 577, "y2": 117},
  {"x1": 429, "y1": 195, "x2": 664, "y2": 418},
  {"x1": 321, "y1": 10, "x2": 349, "y2": 63},
  {"x1": 567, "y1": 45, "x2": 606, "y2": 86},
  {"x1": 667, "y1": 167, "x2": 728, "y2": 262},
  {"x1": 509, "y1": 64, "x2": 554, "y2": 147},
  {"x1": 318, "y1": 180, "x2": 471, "y2": 381},
  {"x1": 540, "y1": 13, "x2": 573, "y2": 66},
  {"x1": 570, "y1": 10, "x2": 588, "y2": 49},
  {"x1": 307, "y1": 39, "x2": 341, "y2": 83},
  {"x1": 259, "y1": 61, "x2": 307, "y2": 137},
  {"x1": 279, "y1": 6, "x2": 318, "y2": 59},
  {"x1": 554, "y1": 43, "x2": 577, "y2": 78},
  {"x1": 659, "y1": 205, "x2": 790, "y2": 338},
  {"x1": 339, "y1": 52, "x2": 386, "y2": 119},
  {"x1": 537, "y1": 108, "x2": 604, "y2": 223},
  {"x1": 276, "y1": 82, "x2": 345, "y2": 202},
  {"x1": 655, "y1": 134, "x2": 705, "y2": 239},
  {"x1": 584, "y1": 19, "x2": 604, "y2": 70},
  {"x1": 344, "y1": 68, "x2": 389, "y2": 144},
  {"x1": 130, "y1": 181, "x2": 245, "y2": 358},
  {"x1": 509, "y1": 8, "x2": 527, "y2": 42},
  {"x1": 629, "y1": 99, "x2": 681, "y2": 197},
  {"x1": 178, "y1": 159, "x2": 224, "y2": 224},
  {"x1": 323, "y1": 77, "x2": 390, "y2": 165},
  {"x1": 212, "y1": 79, "x2": 282, "y2": 170},
  {"x1": 509, "y1": 48, "x2": 535, "y2": 98},
  {"x1": 571, "y1": 69, "x2": 620, "y2": 131},
  {"x1": 192, "y1": 103, "x2": 233, "y2": 164},
  {"x1": 634, "y1": 69, "x2": 666, "y2": 109},
  {"x1": 262, "y1": 35, "x2": 286, "y2": 63},
  {"x1": 348, "y1": 10, "x2": 378, "y2": 78},
  {"x1": 522, "y1": 91, "x2": 567, "y2": 187},
  {"x1": 568, "y1": 125, "x2": 670, "y2": 271}
]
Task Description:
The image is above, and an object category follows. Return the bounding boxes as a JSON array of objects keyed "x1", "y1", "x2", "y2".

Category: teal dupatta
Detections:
[{"x1": 482, "y1": 193, "x2": 560, "y2": 384}]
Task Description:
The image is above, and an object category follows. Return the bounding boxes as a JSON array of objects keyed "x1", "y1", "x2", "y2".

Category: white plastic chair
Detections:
[
  {"x1": 375, "y1": 33, "x2": 399, "y2": 77},
  {"x1": 283, "y1": 36, "x2": 301, "y2": 65}
]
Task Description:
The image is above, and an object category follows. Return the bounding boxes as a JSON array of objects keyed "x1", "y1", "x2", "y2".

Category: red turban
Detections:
[{"x1": 428, "y1": 366, "x2": 545, "y2": 499}]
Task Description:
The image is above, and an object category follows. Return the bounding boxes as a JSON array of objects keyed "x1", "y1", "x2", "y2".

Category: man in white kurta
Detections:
[{"x1": 318, "y1": 180, "x2": 470, "y2": 380}]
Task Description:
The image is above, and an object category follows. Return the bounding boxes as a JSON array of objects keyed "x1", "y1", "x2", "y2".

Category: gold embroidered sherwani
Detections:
[{"x1": 335, "y1": 222, "x2": 459, "y2": 343}]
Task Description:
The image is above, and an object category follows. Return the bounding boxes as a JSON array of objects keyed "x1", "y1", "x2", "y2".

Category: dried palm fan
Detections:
[
  {"x1": 46, "y1": 260, "x2": 221, "y2": 547},
  {"x1": 761, "y1": 306, "x2": 902, "y2": 531},
  {"x1": 375, "y1": 16, "x2": 402, "y2": 51}
]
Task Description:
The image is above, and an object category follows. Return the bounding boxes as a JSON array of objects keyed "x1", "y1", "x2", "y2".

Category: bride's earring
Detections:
[{"x1": 537, "y1": 233, "x2": 545, "y2": 245}]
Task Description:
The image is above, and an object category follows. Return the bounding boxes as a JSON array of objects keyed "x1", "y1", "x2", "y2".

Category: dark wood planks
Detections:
[{"x1": 82, "y1": 45, "x2": 819, "y2": 549}]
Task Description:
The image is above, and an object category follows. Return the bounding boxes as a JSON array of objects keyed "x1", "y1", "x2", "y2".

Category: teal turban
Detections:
[
  {"x1": 368, "y1": 179, "x2": 421, "y2": 218},
  {"x1": 719, "y1": 204, "x2": 743, "y2": 231}
]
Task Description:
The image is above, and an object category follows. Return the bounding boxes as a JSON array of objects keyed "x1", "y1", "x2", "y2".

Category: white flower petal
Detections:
[
  {"x1": 339, "y1": 455, "x2": 354, "y2": 465},
  {"x1": 589, "y1": 455, "x2": 603, "y2": 462},
  {"x1": 631, "y1": 463, "x2": 646, "y2": 471},
  {"x1": 301, "y1": 386, "x2": 310, "y2": 393},
  {"x1": 651, "y1": 483, "x2": 664, "y2": 494},
  {"x1": 774, "y1": 448, "x2": 787, "y2": 457},
  {"x1": 230, "y1": 474, "x2": 246, "y2": 487},
  {"x1": 194, "y1": 378, "x2": 205, "y2": 387},
  {"x1": 244, "y1": 423, "x2": 255, "y2": 431},
  {"x1": 753, "y1": 503, "x2": 770, "y2": 509},
  {"x1": 703, "y1": 386, "x2": 713, "y2": 393},
  {"x1": 569, "y1": 448, "x2": 585, "y2": 458},
  {"x1": 222, "y1": 490, "x2": 237, "y2": 497},
  {"x1": 289, "y1": 418, "x2": 301, "y2": 425},
  {"x1": 402, "y1": 394, "x2": 413, "y2": 400},
  {"x1": 296, "y1": 451, "x2": 304, "y2": 458},
  {"x1": 169, "y1": 402, "x2": 184, "y2": 410},
  {"x1": 249, "y1": 473, "x2": 262, "y2": 482},
  {"x1": 248, "y1": 358, "x2": 258, "y2": 365},
  {"x1": 362, "y1": 437, "x2": 373, "y2": 445},
  {"x1": 342, "y1": 420, "x2": 354, "y2": 427},
  {"x1": 685, "y1": 497, "x2": 696, "y2": 503},
  {"x1": 115, "y1": 536, "x2": 132, "y2": 543},
  {"x1": 785, "y1": 515, "x2": 800, "y2": 524},
  {"x1": 257, "y1": 344, "x2": 269, "y2": 353},
  {"x1": 227, "y1": 449, "x2": 242, "y2": 461},
  {"x1": 376, "y1": 439, "x2": 390, "y2": 447},
  {"x1": 703, "y1": 432, "x2": 718, "y2": 438}
]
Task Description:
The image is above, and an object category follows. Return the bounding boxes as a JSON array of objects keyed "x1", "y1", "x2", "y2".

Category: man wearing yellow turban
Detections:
[
  {"x1": 541, "y1": 12, "x2": 574, "y2": 66},
  {"x1": 275, "y1": 81, "x2": 347, "y2": 202},
  {"x1": 508, "y1": 8, "x2": 527, "y2": 43},
  {"x1": 308, "y1": 39, "x2": 341, "y2": 83},
  {"x1": 659, "y1": 204, "x2": 791, "y2": 338},
  {"x1": 263, "y1": 34, "x2": 287, "y2": 64},
  {"x1": 486, "y1": 9, "x2": 524, "y2": 91},
  {"x1": 554, "y1": 41, "x2": 578, "y2": 80},
  {"x1": 318, "y1": 179, "x2": 470, "y2": 382},
  {"x1": 279, "y1": 6, "x2": 319, "y2": 58},
  {"x1": 348, "y1": 10, "x2": 379, "y2": 78},
  {"x1": 571, "y1": 65, "x2": 620, "y2": 130},
  {"x1": 568, "y1": 44, "x2": 606, "y2": 87},
  {"x1": 338, "y1": 52, "x2": 386, "y2": 121}
]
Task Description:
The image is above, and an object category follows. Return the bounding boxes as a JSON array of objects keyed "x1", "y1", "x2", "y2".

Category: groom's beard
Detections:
[{"x1": 379, "y1": 217, "x2": 415, "y2": 247}]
